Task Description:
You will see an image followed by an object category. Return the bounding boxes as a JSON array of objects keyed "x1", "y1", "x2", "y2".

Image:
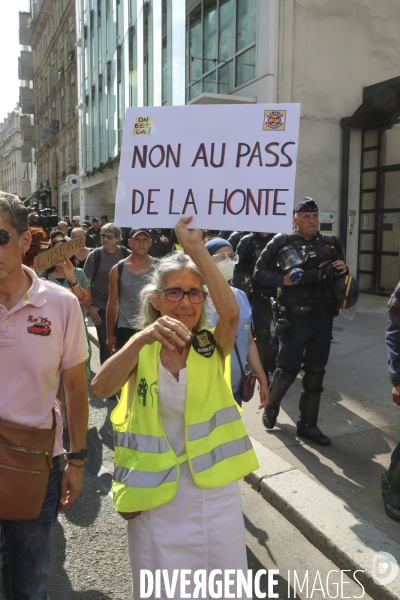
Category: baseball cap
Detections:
[
  {"x1": 100, "y1": 214, "x2": 108, "y2": 220},
  {"x1": 129, "y1": 228, "x2": 151, "y2": 239},
  {"x1": 92, "y1": 217, "x2": 99, "y2": 223},
  {"x1": 293, "y1": 197, "x2": 318, "y2": 213}
]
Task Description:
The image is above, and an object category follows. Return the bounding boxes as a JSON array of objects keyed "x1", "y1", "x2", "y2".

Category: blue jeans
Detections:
[{"x1": 0, "y1": 456, "x2": 62, "y2": 600}]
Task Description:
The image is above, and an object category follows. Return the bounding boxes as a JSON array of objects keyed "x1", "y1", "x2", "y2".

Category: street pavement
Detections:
[
  {"x1": 37, "y1": 338, "x2": 372, "y2": 599},
  {"x1": 1, "y1": 293, "x2": 396, "y2": 599},
  {"x1": 241, "y1": 293, "x2": 400, "y2": 546}
]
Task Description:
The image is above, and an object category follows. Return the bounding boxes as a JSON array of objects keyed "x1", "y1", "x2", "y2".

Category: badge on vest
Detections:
[{"x1": 192, "y1": 330, "x2": 216, "y2": 358}]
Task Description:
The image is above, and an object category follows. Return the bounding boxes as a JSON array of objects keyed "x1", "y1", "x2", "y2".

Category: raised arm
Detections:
[{"x1": 174, "y1": 217, "x2": 239, "y2": 359}]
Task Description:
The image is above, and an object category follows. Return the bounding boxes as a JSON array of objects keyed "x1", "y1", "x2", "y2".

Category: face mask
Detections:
[{"x1": 216, "y1": 258, "x2": 235, "y2": 282}]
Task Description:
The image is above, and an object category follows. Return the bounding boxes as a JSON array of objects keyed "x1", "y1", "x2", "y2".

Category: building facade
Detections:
[
  {"x1": 23, "y1": 0, "x2": 400, "y2": 294},
  {"x1": 19, "y1": 0, "x2": 80, "y2": 216},
  {"x1": 0, "y1": 106, "x2": 32, "y2": 200}
]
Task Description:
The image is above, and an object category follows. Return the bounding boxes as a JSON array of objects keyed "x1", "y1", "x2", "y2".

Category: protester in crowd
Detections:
[
  {"x1": 67, "y1": 218, "x2": 79, "y2": 237},
  {"x1": 22, "y1": 226, "x2": 49, "y2": 269},
  {"x1": 106, "y1": 228, "x2": 156, "y2": 353},
  {"x1": 38, "y1": 231, "x2": 92, "y2": 427},
  {"x1": 148, "y1": 228, "x2": 169, "y2": 258},
  {"x1": 80, "y1": 220, "x2": 96, "y2": 248},
  {"x1": 382, "y1": 282, "x2": 400, "y2": 521},
  {"x1": 205, "y1": 237, "x2": 269, "y2": 407},
  {"x1": 84, "y1": 223, "x2": 130, "y2": 378},
  {"x1": 0, "y1": 192, "x2": 88, "y2": 598},
  {"x1": 57, "y1": 220, "x2": 71, "y2": 241},
  {"x1": 233, "y1": 231, "x2": 275, "y2": 381},
  {"x1": 84, "y1": 214, "x2": 90, "y2": 221},
  {"x1": 90, "y1": 217, "x2": 101, "y2": 247},
  {"x1": 91, "y1": 217, "x2": 258, "y2": 598},
  {"x1": 71, "y1": 227, "x2": 92, "y2": 269},
  {"x1": 64, "y1": 215, "x2": 71, "y2": 227},
  {"x1": 100, "y1": 215, "x2": 109, "y2": 226}
]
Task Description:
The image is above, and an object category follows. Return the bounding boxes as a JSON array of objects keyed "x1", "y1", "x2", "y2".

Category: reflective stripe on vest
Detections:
[
  {"x1": 187, "y1": 405, "x2": 241, "y2": 441},
  {"x1": 114, "y1": 464, "x2": 177, "y2": 488},
  {"x1": 114, "y1": 431, "x2": 169, "y2": 454},
  {"x1": 191, "y1": 435, "x2": 253, "y2": 474}
]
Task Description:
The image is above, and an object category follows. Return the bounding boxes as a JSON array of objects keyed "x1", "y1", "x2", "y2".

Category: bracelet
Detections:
[
  {"x1": 70, "y1": 280, "x2": 79, "y2": 288},
  {"x1": 67, "y1": 461, "x2": 84, "y2": 468}
]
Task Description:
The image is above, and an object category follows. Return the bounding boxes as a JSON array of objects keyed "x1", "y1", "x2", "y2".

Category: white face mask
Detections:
[{"x1": 216, "y1": 258, "x2": 235, "y2": 282}]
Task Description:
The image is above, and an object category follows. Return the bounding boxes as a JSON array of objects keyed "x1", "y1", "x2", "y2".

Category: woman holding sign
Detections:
[
  {"x1": 92, "y1": 217, "x2": 258, "y2": 599},
  {"x1": 38, "y1": 231, "x2": 92, "y2": 426}
]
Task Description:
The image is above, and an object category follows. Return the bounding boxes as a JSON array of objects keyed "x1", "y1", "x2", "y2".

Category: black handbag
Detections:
[{"x1": 233, "y1": 342, "x2": 257, "y2": 403}]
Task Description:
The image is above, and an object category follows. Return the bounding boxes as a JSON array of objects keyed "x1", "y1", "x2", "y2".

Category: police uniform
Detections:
[
  {"x1": 233, "y1": 232, "x2": 275, "y2": 379},
  {"x1": 382, "y1": 282, "x2": 400, "y2": 520},
  {"x1": 253, "y1": 198, "x2": 347, "y2": 446}
]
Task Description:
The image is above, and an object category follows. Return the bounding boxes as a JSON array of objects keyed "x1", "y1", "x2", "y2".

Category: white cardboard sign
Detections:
[{"x1": 115, "y1": 104, "x2": 300, "y2": 232}]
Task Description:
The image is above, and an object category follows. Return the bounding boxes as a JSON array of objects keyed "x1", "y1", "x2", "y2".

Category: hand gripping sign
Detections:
[
  {"x1": 33, "y1": 236, "x2": 85, "y2": 272},
  {"x1": 115, "y1": 104, "x2": 301, "y2": 233}
]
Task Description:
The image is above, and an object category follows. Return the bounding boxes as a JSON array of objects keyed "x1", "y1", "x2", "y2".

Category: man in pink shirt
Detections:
[{"x1": 0, "y1": 193, "x2": 88, "y2": 598}]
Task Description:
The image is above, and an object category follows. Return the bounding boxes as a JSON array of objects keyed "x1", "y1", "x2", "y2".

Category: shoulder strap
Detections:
[
  {"x1": 233, "y1": 341, "x2": 246, "y2": 377},
  {"x1": 90, "y1": 248, "x2": 102, "y2": 288},
  {"x1": 117, "y1": 259, "x2": 125, "y2": 299}
]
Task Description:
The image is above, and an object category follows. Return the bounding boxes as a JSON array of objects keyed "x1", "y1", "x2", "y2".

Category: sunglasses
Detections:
[
  {"x1": 100, "y1": 233, "x2": 116, "y2": 240},
  {"x1": 0, "y1": 229, "x2": 12, "y2": 245},
  {"x1": 161, "y1": 288, "x2": 208, "y2": 304}
]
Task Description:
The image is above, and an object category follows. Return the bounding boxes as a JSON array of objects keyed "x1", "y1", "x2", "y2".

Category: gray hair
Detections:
[
  {"x1": 71, "y1": 227, "x2": 85, "y2": 237},
  {"x1": 134, "y1": 252, "x2": 210, "y2": 333},
  {"x1": 0, "y1": 192, "x2": 28, "y2": 237},
  {"x1": 101, "y1": 222, "x2": 121, "y2": 239}
]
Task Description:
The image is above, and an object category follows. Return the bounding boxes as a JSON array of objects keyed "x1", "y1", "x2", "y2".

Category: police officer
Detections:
[
  {"x1": 233, "y1": 232, "x2": 275, "y2": 379},
  {"x1": 382, "y1": 282, "x2": 400, "y2": 520},
  {"x1": 253, "y1": 198, "x2": 348, "y2": 446}
]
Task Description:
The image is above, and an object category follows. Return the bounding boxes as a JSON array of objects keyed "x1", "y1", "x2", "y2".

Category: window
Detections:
[{"x1": 186, "y1": 0, "x2": 256, "y2": 100}]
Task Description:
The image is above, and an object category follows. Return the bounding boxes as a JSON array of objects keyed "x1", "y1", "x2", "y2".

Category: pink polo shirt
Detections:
[{"x1": 0, "y1": 266, "x2": 88, "y2": 456}]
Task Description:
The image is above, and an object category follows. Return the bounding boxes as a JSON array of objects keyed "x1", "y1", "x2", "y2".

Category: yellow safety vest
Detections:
[{"x1": 111, "y1": 337, "x2": 259, "y2": 513}]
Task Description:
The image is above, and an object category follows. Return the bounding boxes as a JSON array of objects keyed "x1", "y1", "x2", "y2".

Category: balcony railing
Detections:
[{"x1": 43, "y1": 120, "x2": 59, "y2": 142}]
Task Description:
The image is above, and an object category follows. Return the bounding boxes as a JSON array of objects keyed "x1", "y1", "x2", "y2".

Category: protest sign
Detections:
[
  {"x1": 115, "y1": 103, "x2": 300, "y2": 233},
  {"x1": 33, "y1": 236, "x2": 85, "y2": 272}
]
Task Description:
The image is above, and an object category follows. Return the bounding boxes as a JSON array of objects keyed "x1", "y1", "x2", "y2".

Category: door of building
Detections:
[{"x1": 358, "y1": 124, "x2": 400, "y2": 293}]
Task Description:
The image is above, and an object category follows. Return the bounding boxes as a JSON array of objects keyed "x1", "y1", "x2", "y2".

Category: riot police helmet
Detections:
[
  {"x1": 277, "y1": 245, "x2": 305, "y2": 273},
  {"x1": 333, "y1": 274, "x2": 359, "y2": 309}
]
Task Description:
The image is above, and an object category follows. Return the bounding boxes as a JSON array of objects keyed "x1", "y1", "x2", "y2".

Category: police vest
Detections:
[
  {"x1": 111, "y1": 338, "x2": 259, "y2": 513},
  {"x1": 278, "y1": 233, "x2": 339, "y2": 307}
]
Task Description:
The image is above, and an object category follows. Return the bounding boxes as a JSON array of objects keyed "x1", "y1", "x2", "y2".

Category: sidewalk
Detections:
[{"x1": 87, "y1": 295, "x2": 400, "y2": 600}]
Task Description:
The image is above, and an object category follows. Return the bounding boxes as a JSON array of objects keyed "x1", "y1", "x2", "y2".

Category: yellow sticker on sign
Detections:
[
  {"x1": 132, "y1": 116, "x2": 152, "y2": 135},
  {"x1": 263, "y1": 110, "x2": 286, "y2": 131}
]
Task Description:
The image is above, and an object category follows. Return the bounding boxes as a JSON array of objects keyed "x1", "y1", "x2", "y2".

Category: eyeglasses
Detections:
[
  {"x1": 100, "y1": 233, "x2": 116, "y2": 240},
  {"x1": 212, "y1": 252, "x2": 239, "y2": 264},
  {"x1": 161, "y1": 288, "x2": 208, "y2": 304},
  {"x1": 0, "y1": 229, "x2": 12, "y2": 245}
]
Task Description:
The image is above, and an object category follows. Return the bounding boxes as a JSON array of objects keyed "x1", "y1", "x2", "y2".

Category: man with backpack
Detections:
[
  {"x1": 84, "y1": 224, "x2": 130, "y2": 374},
  {"x1": 106, "y1": 228, "x2": 155, "y2": 353}
]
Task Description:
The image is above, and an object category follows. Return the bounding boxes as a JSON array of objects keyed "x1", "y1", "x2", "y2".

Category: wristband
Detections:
[{"x1": 70, "y1": 280, "x2": 79, "y2": 288}]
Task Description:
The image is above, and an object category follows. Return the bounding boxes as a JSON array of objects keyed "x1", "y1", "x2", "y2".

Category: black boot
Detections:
[
  {"x1": 262, "y1": 369, "x2": 297, "y2": 429},
  {"x1": 382, "y1": 460, "x2": 400, "y2": 521},
  {"x1": 296, "y1": 369, "x2": 331, "y2": 446}
]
